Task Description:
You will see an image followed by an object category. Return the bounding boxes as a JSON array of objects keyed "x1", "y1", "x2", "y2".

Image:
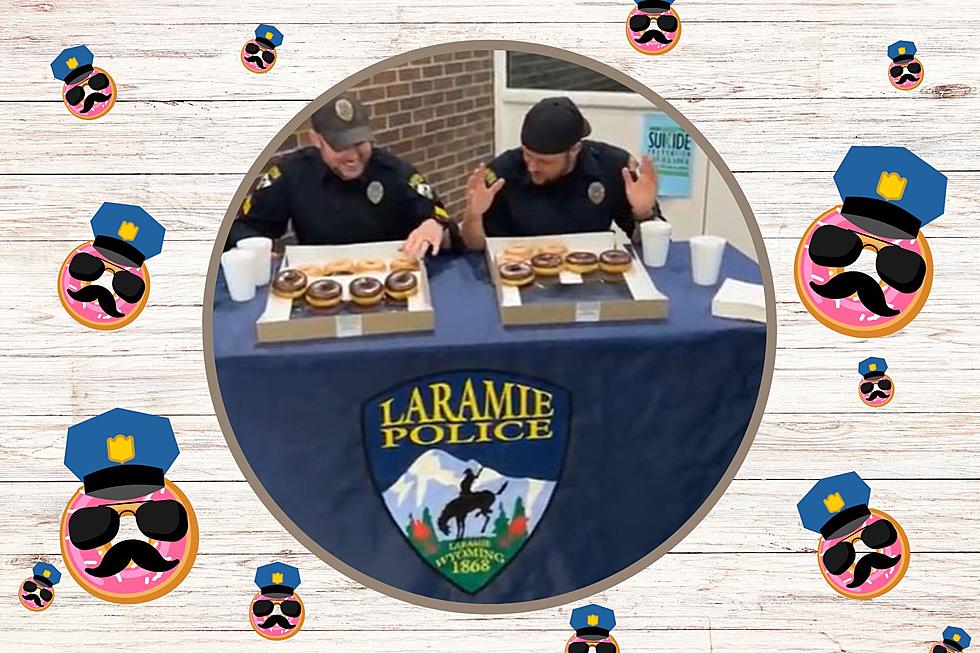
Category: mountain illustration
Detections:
[{"x1": 382, "y1": 449, "x2": 555, "y2": 537}]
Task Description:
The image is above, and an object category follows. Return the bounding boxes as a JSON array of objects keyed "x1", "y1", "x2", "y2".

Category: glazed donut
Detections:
[
  {"x1": 390, "y1": 256, "x2": 420, "y2": 272},
  {"x1": 530, "y1": 252, "x2": 564, "y2": 277},
  {"x1": 535, "y1": 243, "x2": 568, "y2": 257},
  {"x1": 349, "y1": 276, "x2": 385, "y2": 307},
  {"x1": 498, "y1": 261, "x2": 535, "y2": 287},
  {"x1": 599, "y1": 249, "x2": 633, "y2": 274},
  {"x1": 295, "y1": 263, "x2": 323, "y2": 277},
  {"x1": 564, "y1": 251, "x2": 599, "y2": 275},
  {"x1": 496, "y1": 253, "x2": 527, "y2": 266},
  {"x1": 355, "y1": 259, "x2": 387, "y2": 273},
  {"x1": 384, "y1": 271, "x2": 419, "y2": 301},
  {"x1": 503, "y1": 244, "x2": 533, "y2": 261},
  {"x1": 271, "y1": 268, "x2": 308, "y2": 299},
  {"x1": 324, "y1": 259, "x2": 354, "y2": 275},
  {"x1": 304, "y1": 279, "x2": 343, "y2": 309}
]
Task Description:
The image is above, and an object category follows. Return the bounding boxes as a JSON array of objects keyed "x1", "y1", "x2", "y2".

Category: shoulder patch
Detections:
[
  {"x1": 627, "y1": 154, "x2": 639, "y2": 172},
  {"x1": 241, "y1": 193, "x2": 253, "y2": 216},
  {"x1": 254, "y1": 163, "x2": 282, "y2": 191},
  {"x1": 408, "y1": 172, "x2": 435, "y2": 200},
  {"x1": 484, "y1": 167, "x2": 497, "y2": 186}
]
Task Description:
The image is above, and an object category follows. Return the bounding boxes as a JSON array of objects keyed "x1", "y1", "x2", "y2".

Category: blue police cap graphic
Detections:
[
  {"x1": 834, "y1": 146, "x2": 947, "y2": 239},
  {"x1": 90, "y1": 202, "x2": 166, "y2": 268},
  {"x1": 65, "y1": 408, "x2": 179, "y2": 500},
  {"x1": 888, "y1": 40, "x2": 917, "y2": 63},
  {"x1": 944, "y1": 627, "x2": 972, "y2": 651},
  {"x1": 255, "y1": 562, "x2": 301, "y2": 598},
  {"x1": 635, "y1": 0, "x2": 675, "y2": 12},
  {"x1": 570, "y1": 604, "x2": 616, "y2": 639},
  {"x1": 798, "y1": 471, "x2": 872, "y2": 540},
  {"x1": 858, "y1": 357, "x2": 888, "y2": 379},
  {"x1": 51, "y1": 45, "x2": 95, "y2": 85},
  {"x1": 32, "y1": 562, "x2": 62, "y2": 587},
  {"x1": 254, "y1": 24, "x2": 284, "y2": 48}
]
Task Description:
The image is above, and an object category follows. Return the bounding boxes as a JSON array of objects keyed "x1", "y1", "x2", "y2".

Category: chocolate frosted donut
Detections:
[
  {"x1": 304, "y1": 279, "x2": 342, "y2": 308},
  {"x1": 599, "y1": 249, "x2": 633, "y2": 274},
  {"x1": 271, "y1": 268, "x2": 308, "y2": 299},
  {"x1": 530, "y1": 252, "x2": 563, "y2": 277},
  {"x1": 498, "y1": 261, "x2": 534, "y2": 287},
  {"x1": 384, "y1": 270, "x2": 419, "y2": 301},
  {"x1": 349, "y1": 276, "x2": 384, "y2": 306},
  {"x1": 564, "y1": 251, "x2": 599, "y2": 275}
]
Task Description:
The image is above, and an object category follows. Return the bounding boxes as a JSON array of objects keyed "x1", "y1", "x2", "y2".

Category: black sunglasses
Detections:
[
  {"x1": 68, "y1": 252, "x2": 146, "y2": 303},
  {"x1": 252, "y1": 598, "x2": 302, "y2": 618},
  {"x1": 822, "y1": 519, "x2": 899, "y2": 575},
  {"x1": 67, "y1": 500, "x2": 189, "y2": 550},
  {"x1": 64, "y1": 73, "x2": 110, "y2": 106},
  {"x1": 807, "y1": 224, "x2": 926, "y2": 293},
  {"x1": 628, "y1": 13, "x2": 678, "y2": 33},
  {"x1": 860, "y1": 378, "x2": 892, "y2": 394},
  {"x1": 22, "y1": 580, "x2": 53, "y2": 602},
  {"x1": 244, "y1": 42, "x2": 276, "y2": 63},
  {"x1": 567, "y1": 642, "x2": 617, "y2": 653},
  {"x1": 890, "y1": 62, "x2": 922, "y2": 78}
]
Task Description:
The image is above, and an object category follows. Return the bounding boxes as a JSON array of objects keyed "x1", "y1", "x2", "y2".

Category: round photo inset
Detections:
[{"x1": 204, "y1": 41, "x2": 775, "y2": 612}]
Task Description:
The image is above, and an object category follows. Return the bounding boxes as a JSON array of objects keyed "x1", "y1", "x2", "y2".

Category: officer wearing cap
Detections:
[
  {"x1": 567, "y1": 604, "x2": 619, "y2": 652},
  {"x1": 859, "y1": 357, "x2": 888, "y2": 380},
  {"x1": 797, "y1": 471, "x2": 872, "y2": 540},
  {"x1": 834, "y1": 146, "x2": 947, "y2": 240},
  {"x1": 65, "y1": 408, "x2": 179, "y2": 500},
  {"x1": 255, "y1": 562, "x2": 301, "y2": 598},
  {"x1": 226, "y1": 94, "x2": 456, "y2": 257},
  {"x1": 939, "y1": 627, "x2": 972, "y2": 653},
  {"x1": 461, "y1": 96, "x2": 665, "y2": 250}
]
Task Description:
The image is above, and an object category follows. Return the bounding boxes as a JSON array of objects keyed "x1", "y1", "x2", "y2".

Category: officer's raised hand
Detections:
[
  {"x1": 402, "y1": 218, "x2": 446, "y2": 257},
  {"x1": 466, "y1": 164, "x2": 506, "y2": 218},
  {"x1": 622, "y1": 155, "x2": 659, "y2": 219}
]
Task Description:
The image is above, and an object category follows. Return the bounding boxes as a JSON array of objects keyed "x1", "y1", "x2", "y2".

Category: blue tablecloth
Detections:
[{"x1": 212, "y1": 242, "x2": 768, "y2": 604}]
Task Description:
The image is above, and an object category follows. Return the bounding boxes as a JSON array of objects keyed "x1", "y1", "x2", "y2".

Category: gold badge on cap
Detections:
[
  {"x1": 588, "y1": 181, "x2": 606, "y2": 205},
  {"x1": 367, "y1": 180, "x2": 384, "y2": 204},
  {"x1": 336, "y1": 98, "x2": 355, "y2": 123}
]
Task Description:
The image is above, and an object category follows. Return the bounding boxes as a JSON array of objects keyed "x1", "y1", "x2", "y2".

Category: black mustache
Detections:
[
  {"x1": 22, "y1": 593, "x2": 43, "y2": 606},
  {"x1": 245, "y1": 55, "x2": 267, "y2": 69},
  {"x1": 258, "y1": 615, "x2": 295, "y2": 630},
  {"x1": 867, "y1": 390, "x2": 890, "y2": 401},
  {"x1": 809, "y1": 271, "x2": 899, "y2": 317},
  {"x1": 847, "y1": 552, "x2": 902, "y2": 588},
  {"x1": 898, "y1": 74, "x2": 918, "y2": 84},
  {"x1": 635, "y1": 30, "x2": 672, "y2": 44},
  {"x1": 81, "y1": 92, "x2": 112, "y2": 114},
  {"x1": 84, "y1": 539, "x2": 180, "y2": 577},
  {"x1": 67, "y1": 284, "x2": 126, "y2": 318}
]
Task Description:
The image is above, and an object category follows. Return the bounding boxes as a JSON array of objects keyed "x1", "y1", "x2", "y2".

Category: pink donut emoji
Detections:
[
  {"x1": 51, "y1": 46, "x2": 117, "y2": 120},
  {"x1": 19, "y1": 562, "x2": 61, "y2": 611},
  {"x1": 794, "y1": 146, "x2": 946, "y2": 338},
  {"x1": 242, "y1": 24, "x2": 283, "y2": 74},
  {"x1": 61, "y1": 409, "x2": 198, "y2": 603},
  {"x1": 250, "y1": 563, "x2": 305, "y2": 640},
  {"x1": 799, "y1": 472, "x2": 910, "y2": 600},
  {"x1": 627, "y1": 1, "x2": 681, "y2": 56},
  {"x1": 857, "y1": 357, "x2": 894, "y2": 408},
  {"x1": 888, "y1": 41, "x2": 924, "y2": 91},
  {"x1": 58, "y1": 202, "x2": 165, "y2": 331},
  {"x1": 929, "y1": 627, "x2": 972, "y2": 653}
]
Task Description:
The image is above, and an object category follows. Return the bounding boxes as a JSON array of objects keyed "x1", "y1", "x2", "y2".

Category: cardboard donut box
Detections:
[
  {"x1": 256, "y1": 241, "x2": 434, "y2": 342},
  {"x1": 485, "y1": 231, "x2": 669, "y2": 326}
]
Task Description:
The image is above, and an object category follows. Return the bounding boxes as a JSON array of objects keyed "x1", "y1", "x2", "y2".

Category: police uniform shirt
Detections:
[
  {"x1": 482, "y1": 140, "x2": 663, "y2": 239},
  {"x1": 228, "y1": 146, "x2": 447, "y2": 247}
]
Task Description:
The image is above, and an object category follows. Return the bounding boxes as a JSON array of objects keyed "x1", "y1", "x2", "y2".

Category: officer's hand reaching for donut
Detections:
[
  {"x1": 623, "y1": 154, "x2": 659, "y2": 220},
  {"x1": 402, "y1": 218, "x2": 447, "y2": 257}
]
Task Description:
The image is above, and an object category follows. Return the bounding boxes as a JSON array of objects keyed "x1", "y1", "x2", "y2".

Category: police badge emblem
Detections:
[
  {"x1": 336, "y1": 98, "x2": 355, "y2": 122},
  {"x1": 362, "y1": 371, "x2": 570, "y2": 593},
  {"x1": 367, "y1": 180, "x2": 384, "y2": 205},
  {"x1": 588, "y1": 181, "x2": 606, "y2": 205}
]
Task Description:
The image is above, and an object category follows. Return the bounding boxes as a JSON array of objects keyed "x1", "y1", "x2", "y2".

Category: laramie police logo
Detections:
[{"x1": 363, "y1": 371, "x2": 570, "y2": 593}]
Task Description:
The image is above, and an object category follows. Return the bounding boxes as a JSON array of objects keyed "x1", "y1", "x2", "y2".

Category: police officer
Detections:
[
  {"x1": 461, "y1": 96, "x2": 665, "y2": 250},
  {"x1": 226, "y1": 94, "x2": 455, "y2": 257}
]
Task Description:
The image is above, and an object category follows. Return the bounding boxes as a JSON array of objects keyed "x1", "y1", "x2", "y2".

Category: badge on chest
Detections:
[
  {"x1": 588, "y1": 180, "x2": 606, "y2": 205},
  {"x1": 367, "y1": 180, "x2": 384, "y2": 205}
]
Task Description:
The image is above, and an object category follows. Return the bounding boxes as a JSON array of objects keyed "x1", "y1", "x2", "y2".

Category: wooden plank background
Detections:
[{"x1": 3, "y1": 1, "x2": 978, "y2": 650}]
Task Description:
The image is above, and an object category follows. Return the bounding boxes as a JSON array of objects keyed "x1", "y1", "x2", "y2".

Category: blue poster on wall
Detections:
[{"x1": 642, "y1": 113, "x2": 694, "y2": 198}]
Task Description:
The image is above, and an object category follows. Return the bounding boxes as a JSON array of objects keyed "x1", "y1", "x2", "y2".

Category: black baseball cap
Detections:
[
  {"x1": 520, "y1": 96, "x2": 592, "y2": 155},
  {"x1": 311, "y1": 94, "x2": 374, "y2": 150}
]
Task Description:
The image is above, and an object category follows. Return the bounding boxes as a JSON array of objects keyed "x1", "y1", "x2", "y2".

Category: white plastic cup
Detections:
[
  {"x1": 236, "y1": 237, "x2": 273, "y2": 285},
  {"x1": 221, "y1": 248, "x2": 258, "y2": 302},
  {"x1": 640, "y1": 220, "x2": 673, "y2": 268},
  {"x1": 690, "y1": 235, "x2": 727, "y2": 286}
]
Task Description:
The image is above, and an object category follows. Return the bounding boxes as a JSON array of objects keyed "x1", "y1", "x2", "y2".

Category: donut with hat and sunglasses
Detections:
[
  {"x1": 18, "y1": 562, "x2": 61, "y2": 611},
  {"x1": 242, "y1": 24, "x2": 283, "y2": 74},
  {"x1": 626, "y1": 0, "x2": 681, "y2": 55},
  {"x1": 51, "y1": 45, "x2": 117, "y2": 120}
]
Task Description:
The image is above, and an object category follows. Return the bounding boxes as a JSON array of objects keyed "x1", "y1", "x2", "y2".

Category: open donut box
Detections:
[
  {"x1": 485, "y1": 231, "x2": 669, "y2": 326},
  {"x1": 255, "y1": 240, "x2": 434, "y2": 342}
]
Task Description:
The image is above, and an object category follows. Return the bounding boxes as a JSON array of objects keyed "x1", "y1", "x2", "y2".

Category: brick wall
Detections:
[{"x1": 277, "y1": 50, "x2": 495, "y2": 221}]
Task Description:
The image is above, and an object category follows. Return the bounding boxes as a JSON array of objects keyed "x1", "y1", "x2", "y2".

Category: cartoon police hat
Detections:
[
  {"x1": 569, "y1": 604, "x2": 616, "y2": 640},
  {"x1": 65, "y1": 408, "x2": 179, "y2": 500},
  {"x1": 943, "y1": 627, "x2": 972, "y2": 651},
  {"x1": 635, "y1": 0, "x2": 675, "y2": 11},
  {"x1": 858, "y1": 357, "x2": 888, "y2": 379},
  {"x1": 255, "y1": 562, "x2": 301, "y2": 598},
  {"x1": 90, "y1": 202, "x2": 166, "y2": 268},
  {"x1": 888, "y1": 40, "x2": 917, "y2": 64},
  {"x1": 254, "y1": 24, "x2": 284, "y2": 49},
  {"x1": 32, "y1": 562, "x2": 62, "y2": 588},
  {"x1": 311, "y1": 94, "x2": 373, "y2": 151},
  {"x1": 834, "y1": 146, "x2": 948, "y2": 239},
  {"x1": 51, "y1": 45, "x2": 97, "y2": 86},
  {"x1": 798, "y1": 471, "x2": 872, "y2": 540}
]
